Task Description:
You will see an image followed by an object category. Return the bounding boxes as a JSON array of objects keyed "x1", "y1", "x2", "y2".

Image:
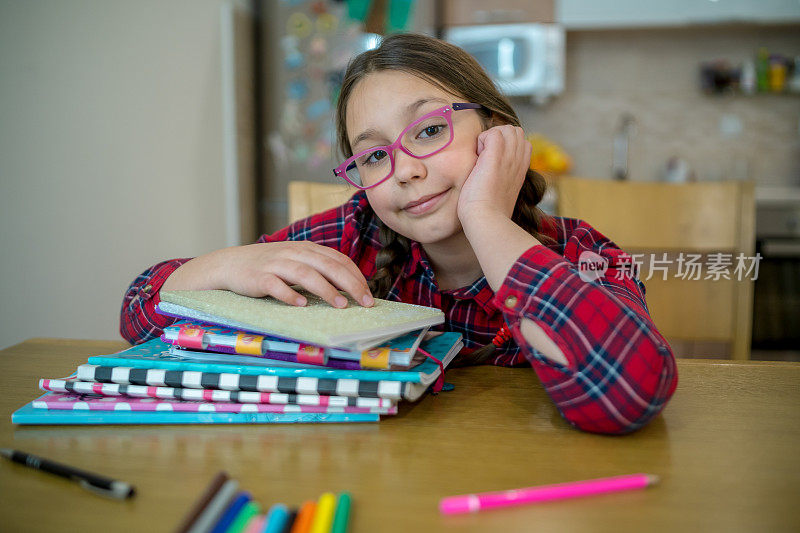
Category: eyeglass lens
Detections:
[{"x1": 344, "y1": 112, "x2": 453, "y2": 187}]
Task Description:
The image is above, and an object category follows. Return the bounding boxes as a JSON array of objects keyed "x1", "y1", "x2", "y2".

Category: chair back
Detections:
[
  {"x1": 556, "y1": 176, "x2": 756, "y2": 360},
  {"x1": 287, "y1": 181, "x2": 356, "y2": 223}
]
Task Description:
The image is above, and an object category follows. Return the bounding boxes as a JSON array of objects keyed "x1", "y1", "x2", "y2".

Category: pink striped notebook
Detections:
[
  {"x1": 39, "y1": 377, "x2": 395, "y2": 410},
  {"x1": 30, "y1": 391, "x2": 397, "y2": 415}
]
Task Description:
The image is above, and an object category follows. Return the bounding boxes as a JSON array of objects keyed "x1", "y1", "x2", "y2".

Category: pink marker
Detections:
[{"x1": 439, "y1": 473, "x2": 659, "y2": 515}]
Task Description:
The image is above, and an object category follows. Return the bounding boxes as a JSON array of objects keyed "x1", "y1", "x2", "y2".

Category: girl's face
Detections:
[{"x1": 345, "y1": 70, "x2": 485, "y2": 246}]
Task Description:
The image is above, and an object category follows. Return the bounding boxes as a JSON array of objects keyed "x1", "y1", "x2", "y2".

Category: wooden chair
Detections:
[
  {"x1": 556, "y1": 176, "x2": 756, "y2": 360},
  {"x1": 287, "y1": 181, "x2": 357, "y2": 224}
]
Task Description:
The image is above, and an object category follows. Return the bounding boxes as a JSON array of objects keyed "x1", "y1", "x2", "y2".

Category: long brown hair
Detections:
[{"x1": 335, "y1": 33, "x2": 553, "y2": 365}]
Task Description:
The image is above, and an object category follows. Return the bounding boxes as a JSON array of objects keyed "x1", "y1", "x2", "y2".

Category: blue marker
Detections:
[
  {"x1": 209, "y1": 491, "x2": 251, "y2": 533},
  {"x1": 263, "y1": 503, "x2": 290, "y2": 533}
]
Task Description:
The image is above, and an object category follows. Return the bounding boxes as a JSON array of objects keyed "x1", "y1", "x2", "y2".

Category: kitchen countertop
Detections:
[{"x1": 755, "y1": 185, "x2": 800, "y2": 206}]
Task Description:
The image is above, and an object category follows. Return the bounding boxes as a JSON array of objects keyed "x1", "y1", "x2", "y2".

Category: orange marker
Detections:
[{"x1": 290, "y1": 500, "x2": 316, "y2": 533}]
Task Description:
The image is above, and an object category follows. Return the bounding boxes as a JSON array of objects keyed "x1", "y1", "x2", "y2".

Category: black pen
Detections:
[{"x1": 0, "y1": 448, "x2": 135, "y2": 499}]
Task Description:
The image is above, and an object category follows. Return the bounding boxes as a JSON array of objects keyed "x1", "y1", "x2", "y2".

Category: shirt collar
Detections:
[
  {"x1": 402, "y1": 240, "x2": 427, "y2": 279},
  {"x1": 402, "y1": 241, "x2": 498, "y2": 314}
]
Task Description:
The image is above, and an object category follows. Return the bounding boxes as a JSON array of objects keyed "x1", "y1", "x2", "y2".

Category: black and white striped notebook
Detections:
[{"x1": 75, "y1": 364, "x2": 425, "y2": 400}]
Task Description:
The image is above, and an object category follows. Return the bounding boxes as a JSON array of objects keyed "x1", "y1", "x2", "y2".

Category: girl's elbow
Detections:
[{"x1": 560, "y1": 345, "x2": 679, "y2": 436}]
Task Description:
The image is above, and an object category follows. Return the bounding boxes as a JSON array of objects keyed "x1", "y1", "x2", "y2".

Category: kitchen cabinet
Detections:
[
  {"x1": 558, "y1": 0, "x2": 800, "y2": 29},
  {"x1": 441, "y1": 0, "x2": 554, "y2": 25}
]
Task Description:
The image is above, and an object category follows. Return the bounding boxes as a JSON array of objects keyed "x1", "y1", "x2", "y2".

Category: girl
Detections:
[{"x1": 120, "y1": 33, "x2": 677, "y2": 435}]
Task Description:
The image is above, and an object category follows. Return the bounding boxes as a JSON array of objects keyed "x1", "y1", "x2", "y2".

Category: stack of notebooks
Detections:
[{"x1": 13, "y1": 289, "x2": 463, "y2": 425}]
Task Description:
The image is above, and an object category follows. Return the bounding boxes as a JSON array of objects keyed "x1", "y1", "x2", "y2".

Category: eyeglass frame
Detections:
[{"x1": 332, "y1": 102, "x2": 485, "y2": 190}]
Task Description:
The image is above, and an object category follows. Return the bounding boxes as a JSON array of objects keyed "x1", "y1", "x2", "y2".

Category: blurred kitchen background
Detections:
[{"x1": 1, "y1": 0, "x2": 798, "y2": 361}]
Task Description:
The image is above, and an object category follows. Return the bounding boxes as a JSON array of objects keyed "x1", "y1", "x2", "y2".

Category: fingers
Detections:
[
  {"x1": 294, "y1": 244, "x2": 373, "y2": 307},
  {"x1": 256, "y1": 243, "x2": 373, "y2": 309},
  {"x1": 260, "y1": 262, "x2": 351, "y2": 309},
  {"x1": 481, "y1": 125, "x2": 529, "y2": 174},
  {"x1": 304, "y1": 245, "x2": 373, "y2": 298},
  {"x1": 476, "y1": 129, "x2": 488, "y2": 155},
  {"x1": 258, "y1": 273, "x2": 309, "y2": 307}
]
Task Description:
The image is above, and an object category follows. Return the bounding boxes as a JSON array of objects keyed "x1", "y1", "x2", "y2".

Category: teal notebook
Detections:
[
  {"x1": 87, "y1": 333, "x2": 463, "y2": 385},
  {"x1": 11, "y1": 403, "x2": 379, "y2": 425}
]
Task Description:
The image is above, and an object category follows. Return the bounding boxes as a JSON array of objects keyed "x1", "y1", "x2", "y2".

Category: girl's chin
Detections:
[{"x1": 399, "y1": 217, "x2": 464, "y2": 245}]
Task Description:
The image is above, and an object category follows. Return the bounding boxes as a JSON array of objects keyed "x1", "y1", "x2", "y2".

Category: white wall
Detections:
[{"x1": 0, "y1": 0, "x2": 239, "y2": 348}]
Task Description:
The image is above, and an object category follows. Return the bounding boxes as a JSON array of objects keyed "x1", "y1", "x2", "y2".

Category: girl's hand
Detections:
[
  {"x1": 164, "y1": 241, "x2": 374, "y2": 309},
  {"x1": 457, "y1": 125, "x2": 532, "y2": 222}
]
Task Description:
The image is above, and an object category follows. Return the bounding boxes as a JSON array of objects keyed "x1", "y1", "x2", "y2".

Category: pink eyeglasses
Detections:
[{"x1": 333, "y1": 102, "x2": 484, "y2": 190}]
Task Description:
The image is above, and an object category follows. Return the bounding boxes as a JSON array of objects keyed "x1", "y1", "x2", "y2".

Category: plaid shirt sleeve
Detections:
[
  {"x1": 119, "y1": 258, "x2": 192, "y2": 345},
  {"x1": 493, "y1": 218, "x2": 678, "y2": 435},
  {"x1": 119, "y1": 193, "x2": 369, "y2": 345}
]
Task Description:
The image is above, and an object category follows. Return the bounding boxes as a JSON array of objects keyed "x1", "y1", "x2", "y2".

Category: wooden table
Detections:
[{"x1": 1, "y1": 339, "x2": 799, "y2": 532}]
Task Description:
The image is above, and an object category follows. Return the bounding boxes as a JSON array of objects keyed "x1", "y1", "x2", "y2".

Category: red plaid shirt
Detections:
[{"x1": 120, "y1": 191, "x2": 677, "y2": 435}]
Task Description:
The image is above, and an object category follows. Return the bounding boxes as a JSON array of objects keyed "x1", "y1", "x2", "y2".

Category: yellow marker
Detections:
[{"x1": 309, "y1": 492, "x2": 336, "y2": 533}]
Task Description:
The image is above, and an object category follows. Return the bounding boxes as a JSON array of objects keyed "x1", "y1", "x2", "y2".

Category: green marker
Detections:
[
  {"x1": 331, "y1": 492, "x2": 352, "y2": 533},
  {"x1": 227, "y1": 501, "x2": 260, "y2": 533}
]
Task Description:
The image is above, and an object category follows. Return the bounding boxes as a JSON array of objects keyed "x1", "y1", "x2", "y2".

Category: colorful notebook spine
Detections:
[
  {"x1": 162, "y1": 321, "x2": 417, "y2": 370},
  {"x1": 174, "y1": 323, "x2": 330, "y2": 366},
  {"x1": 169, "y1": 346, "x2": 363, "y2": 371},
  {"x1": 30, "y1": 392, "x2": 397, "y2": 415},
  {"x1": 90, "y1": 345, "x2": 438, "y2": 382},
  {"x1": 39, "y1": 378, "x2": 394, "y2": 409},
  {"x1": 11, "y1": 403, "x2": 379, "y2": 425},
  {"x1": 76, "y1": 364, "x2": 408, "y2": 399}
]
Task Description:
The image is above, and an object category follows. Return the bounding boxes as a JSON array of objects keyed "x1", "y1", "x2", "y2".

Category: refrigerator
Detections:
[{"x1": 260, "y1": 0, "x2": 422, "y2": 233}]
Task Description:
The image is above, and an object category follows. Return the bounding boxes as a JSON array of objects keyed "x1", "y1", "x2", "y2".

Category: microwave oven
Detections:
[{"x1": 445, "y1": 24, "x2": 565, "y2": 104}]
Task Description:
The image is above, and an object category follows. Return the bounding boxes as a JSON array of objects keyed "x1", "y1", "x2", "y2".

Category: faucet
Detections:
[{"x1": 612, "y1": 113, "x2": 636, "y2": 181}]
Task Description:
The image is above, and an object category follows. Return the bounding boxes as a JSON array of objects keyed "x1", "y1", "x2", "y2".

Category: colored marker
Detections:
[
  {"x1": 242, "y1": 514, "x2": 265, "y2": 533},
  {"x1": 263, "y1": 504, "x2": 290, "y2": 533},
  {"x1": 281, "y1": 509, "x2": 298, "y2": 533},
  {"x1": 226, "y1": 500, "x2": 260, "y2": 533},
  {"x1": 210, "y1": 492, "x2": 252, "y2": 533},
  {"x1": 0, "y1": 448, "x2": 134, "y2": 499},
  {"x1": 176, "y1": 471, "x2": 229, "y2": 533},
  {"x1": 439, "y1": 473, "x2": 659, "y2": 514},
  {"x1": 309, "y1": 492, "x2": 336, "y2": 533},
  {"x1": 188, "y1": 479, "x2": 239, "y2": 533},
  {"x1": 289, "y1": 501, "x2": 316, "y2": 533},
  {"x1": 331, "y1": 492, "x2": 351, "y2": 533}
]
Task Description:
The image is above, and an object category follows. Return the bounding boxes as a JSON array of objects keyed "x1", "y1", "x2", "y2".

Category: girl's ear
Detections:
[
  {"x1": 488, "y1": 111, "x2": 510, "y2": 128},
  {"x1": 479, "y1": 110, "x2": 502, "y2": 130}
]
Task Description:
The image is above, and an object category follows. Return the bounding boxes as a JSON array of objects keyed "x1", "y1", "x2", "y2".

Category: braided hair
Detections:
[{"x1": 335, "y1": 33, "x2": 554, "y2": 366}]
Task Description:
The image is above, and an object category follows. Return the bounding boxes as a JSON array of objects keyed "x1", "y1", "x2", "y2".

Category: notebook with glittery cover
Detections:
[{"x1": 156, "y1": 289, "x2": 445, "y2": 351}]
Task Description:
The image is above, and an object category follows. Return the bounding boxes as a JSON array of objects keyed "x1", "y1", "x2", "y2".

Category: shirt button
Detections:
[
  {"x1": 504, "y1": 295, "x2": 518, "y2": 309},
  {"x1": 143, "y1": 284, "x2": 152, "y2": 292}
]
